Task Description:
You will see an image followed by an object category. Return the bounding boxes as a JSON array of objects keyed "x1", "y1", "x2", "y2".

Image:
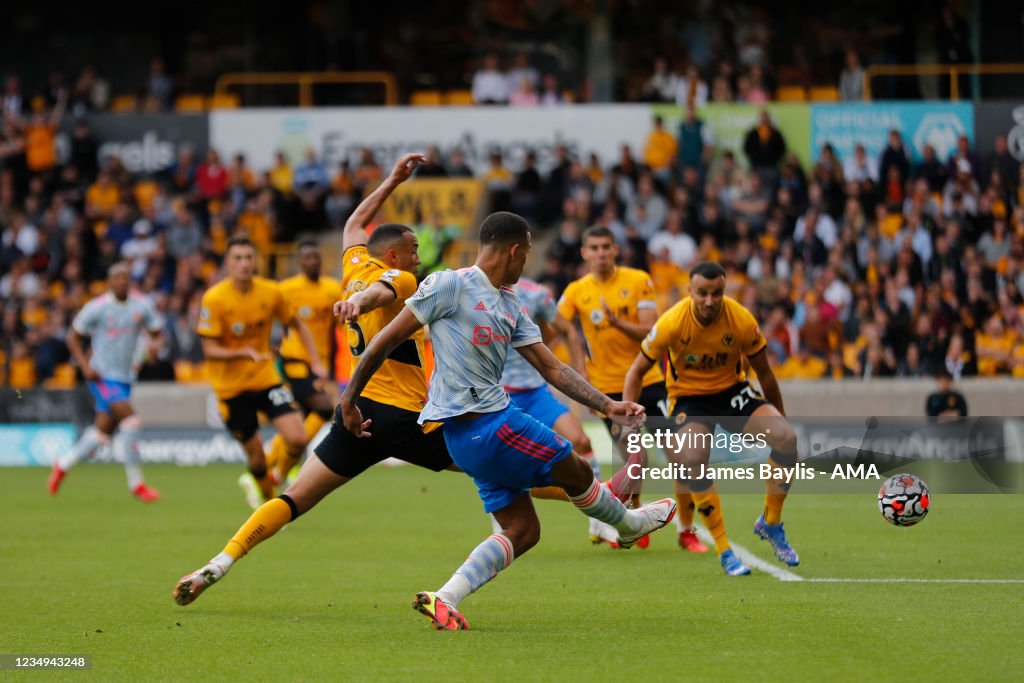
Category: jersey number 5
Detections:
[{"x1": 349, "y1": 321, "x2": 367, "y2": 356}]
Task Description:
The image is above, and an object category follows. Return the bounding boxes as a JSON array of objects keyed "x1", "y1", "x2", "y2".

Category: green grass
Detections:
[{"x1": 2, "y1": 464, "x2": 1023, "y2": 681}]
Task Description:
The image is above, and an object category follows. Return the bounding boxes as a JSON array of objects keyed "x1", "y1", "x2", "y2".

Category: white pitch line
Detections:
[
  {"x1": 694, "y1": 527, "x2": 804, "y2": 581},
  {"x1": 801, "y1": 578, "x2": 1024, "y2": 584}
]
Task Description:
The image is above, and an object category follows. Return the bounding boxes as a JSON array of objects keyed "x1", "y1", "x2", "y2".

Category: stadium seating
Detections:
[
  {"x1": 776, "y1": 86, "x2": 807, "y2": 102},
  {"x1": 410, "y1": 90, "x2": 442, "y2": 106},
  {"x1": 442, "y1": 90, "x2": 474, "y2": 105},
  {"x1": 110, "y1": 94, "x2": 138, "y2": 113},
  {"x1": 43, "y1": 363, "x2": 78, "y2": 389},
  {"x1": 174, "y1": 94, "x2": 207, "y2": 113},
  {"x1": 207, "y1": 93, "x2": 241, "y2": 109},
  {"x1": 808, "y1": 85, "x2": 840, "y2": 102}
]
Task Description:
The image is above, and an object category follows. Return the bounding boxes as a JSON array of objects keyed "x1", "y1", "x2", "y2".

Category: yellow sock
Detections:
[
  {"x1": 764, "y1": 493, "x2": 787, "y2": 526},
  {"x1": 223, "y1": 497, "x2": 292, "y2": 560},
  {"x1": 255, "y1": 471, "x2": 275, "y2": 500},
  {"x1": 692, "y1": 489, "x2": 730, "y2": 554},
  {"x1": 276, "y1": 413, "x2": 324, "y2": 480},
  {"x1": 763, "y1": 456, "x2": 791, "y2": 525},
  {"x1": 531, "y1": 486, "x2": 569, "y2": 502},
  {"x1": 266, "y1": 435, "x2": 286, "y2": 473},
  {"x1": 675, "y1": 492, "x2": 695, "y2": 527}
]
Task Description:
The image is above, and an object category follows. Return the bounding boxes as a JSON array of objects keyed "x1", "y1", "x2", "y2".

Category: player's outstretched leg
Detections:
[
  {"x1": 49, "y1": 426, "x2": 110, "y2": 495},
  {"x1": 113, "y1": 415, "x2": 159, "y2": 502},
  {"x1": 419, "y1": 494, "x2": 536, "y2": 630},
  {"x1": 748, "y1": 410, "x2": 800, "y2": 566},
  {"x1": 174, "y1": 455, "x2": 347, "y2": 605},
  {"x1": 553, "y1": 453, "x2": 676, "y2": 549}
]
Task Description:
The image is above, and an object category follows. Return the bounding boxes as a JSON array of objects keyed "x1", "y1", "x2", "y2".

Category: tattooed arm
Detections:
[{"x1": 516, "y1": 342, "x2": 645, "y2": 424}]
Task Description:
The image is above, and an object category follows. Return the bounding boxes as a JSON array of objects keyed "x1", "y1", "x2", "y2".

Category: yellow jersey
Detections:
[
  {"x1": 278, "y1": 274, "x2": 343, "y2": 367},
  {"x1": 197, "y1": 277, "x2": 292, "y2": 398},
  {"x1": 342, "y1": 245, "x2": 425, "y2": 413},
  {"x1": 557, "y1": 267, "x2": 664, "y2": 394},
  {"x1": 641, "y1": 296, "x2": 767, "y2": 397}
]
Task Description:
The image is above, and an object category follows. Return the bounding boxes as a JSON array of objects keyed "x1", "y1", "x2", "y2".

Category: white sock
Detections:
[
  {"x1": 210, "y1": 552, "x2": 235, "y2": 575},
  {"x1": 114, "y1": 420, "x2": 144, "y2": 490},
  {"x1": 58, "y1": 426, "x2": 108, "y2": 470},
  {"x1": 569, "y1": 480, "x2": 643, "y2": 534},
  {"x1": 489, "y1": 514, "x2": 502, "y2": 534},
  {"x1": 436, "y1": 533, "x2": 514, "y2": 609},
  {"x1": 674, "y1": 515, "x2": 686, "y2": 532}
]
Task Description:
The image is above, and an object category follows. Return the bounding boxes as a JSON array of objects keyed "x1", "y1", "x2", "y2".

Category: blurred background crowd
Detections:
[{"x1": 2, "y1": 0, "x2": 1022, "y2": 388}]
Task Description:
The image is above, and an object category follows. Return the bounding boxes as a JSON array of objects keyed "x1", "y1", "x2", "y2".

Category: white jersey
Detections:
[
  {"x1": 406, "y1": 266, "x2": 542, "y2": 423},
  {"x1": 71, "y1": 292, "x2": 163, "y2": 383},
  {"x1": 501, "y1": 278, "x2": 555, "y2": 391}
]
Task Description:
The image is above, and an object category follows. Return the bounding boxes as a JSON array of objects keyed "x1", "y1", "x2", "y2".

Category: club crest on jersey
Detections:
[
  {"x1": 350, "y1": 255, "x2": 360, "y2": 264},
  {"x1": 722, "y1": 333, "x2": 735, "y2": 347},
  {"x1": 421, "y1": 273, "x2": 438, "y2": 291},
  {"x1": 590, "y1": 308, "x2": 605, "y2": 325},
  {"x1": 619, "y1": 288, "x2": 631, "y2": 298},
  {"x1": 382, "y1": 269, "x2": 401, "y2": 280},
  {"x1": 231, "y1": 322, "x2": 245, "y2": 336},
  {"x1": 200, "y1": 307, "x2": 211, "y2": 321}
]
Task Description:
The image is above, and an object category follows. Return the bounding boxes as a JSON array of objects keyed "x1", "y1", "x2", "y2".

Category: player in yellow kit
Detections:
[
  {"x1": 266, "y1": 241, "x2": 343, "y2": 485},
  {"x1": 557, "y1": 225, "x2": 703, "y2": 551},
  {"x1": 197, "y1": 236, "x2": 326, "y2": 506},
  {"x1": 624, "y1": 261, "x2": 801, "y2": 575}
]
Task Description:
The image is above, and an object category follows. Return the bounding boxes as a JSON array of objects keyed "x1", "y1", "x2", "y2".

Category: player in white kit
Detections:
[
  {"x1": 50, "y1": 263, "x2": 164, "y2": 501},
  {"x1": 340, "y1": 211, "x2": 677, "y2": 630}
]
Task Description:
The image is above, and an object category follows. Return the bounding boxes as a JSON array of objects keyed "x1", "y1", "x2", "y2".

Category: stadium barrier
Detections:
[
  {"x1": 66, "y1": 100, "x2": 1023, "y2": 178},
  {"x1": 3, "y1": 381, "x2": 1021, "y2": 467}
]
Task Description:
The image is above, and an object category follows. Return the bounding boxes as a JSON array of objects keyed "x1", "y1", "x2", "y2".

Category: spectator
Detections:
[
  {"x1": 626, "y1": 173, "x2": 668, "y2": 239},
  {"x1": 677, "y1": 103, "x2": 714, "y2": 177},
  {"x1": 414, "y1": 211, "x2": 460, "y2": 280},
  {"x1": 2, "y1": 75, "x2": 24, "y2": 117},
  {"x1": 70, "y1": 66, "x2": 110, "y2": 115},
  {"x1": 538, "y1": 73, "x2": 564, "y2": 105},
  {"x1": 121, "y1": 218, "x2": 159, "y2": 280},
  {"x1": 23, "y1": 88, "x2": 66, "y2": 178},
  {"x1": 925, "y1": 368, "x2": 968, "y2": 417},
  {"x1": 167, "y1": 146, "x2": 198, "y2": 196},
  {"x1": 146, "y1": 58, "x2": 174, "y2": 111},
  {"x1": 509, "y1": 76, "x2": 539, "y2": 107},
  {"x1": 325, "y1": 162, "x2": 356, "y2": 229},
  {"x1": 353, "y1": 147, "x2": 382, "y2": 196},
  {"x1": 471, "y1": 53, "x2": 509, "y2": 105},
  {"x1": 165, "y1": 202, "x2": 202, "y2": 262},
  {"x1": 838, "y1": 47, "x2": 865, "y2": 101},
  {"x1": 69, "y1": 120, "x2": 99, "y2": 182},
  {"x1": 936, "y1": 1, "x2": 974, "y2": 99},
  {"x1": 915, "y1": 143, "x2": 949, "y2": 194},
  {"x1": 262, "y1": 151, "x2": 291, "y2": 200},
  {"x1": 510, "y1": 150, "x2": 542, "y2": 221},
  {"x1": 743, "y1": 110, "x2": 786, "y2": 188},
  {"x1": 878, "y1": 129, "x2": 910, "y2": 193},
  {"x1": 647, "y1": 208, "x2": 696, "y2": 269},
  {"x1": 710, "y1": 76, "x2": 733, "y2": 103},
  {"x1": 641, "y1": 56, "x2": 679, "y2": 103},
  {"x1": 505, "y1": 51, "x2": 540, "y2": 96},
  {"x1": 643, "y1": 115, "x2": 677, "y2": 185},
  {"x1": 843, "y1": 143, "x2": 878, "y2": 187},
  {"x1": 986, "y1": 134, "x2": 1018, "y2": 196},
  {"x1": 675, "y1": 64, "x2": 708, "y2": 108},
  {"x1": 945, "y1": 135, "x2": 979, "y2": 183},
  {"x1": 196, "y1": 148, "x2": 229, "y2": 203},
  {"x1": 480, "y1": 149, "x2": 513, "y2": 212},
  {"x1": 414, "y1": 146, "x2": 448, "y2": 177},
  {"x1": 446, "y1": 148, "x2": 474, "y2": 177},
  {"x1": 977, "y1": 218, "x2": 1011, "y2": 268},
  {"x1": 775, "y1": 347, "x2": 827, "y2": 380}
]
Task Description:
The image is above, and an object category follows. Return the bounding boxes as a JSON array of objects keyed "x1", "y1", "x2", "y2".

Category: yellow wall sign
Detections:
[{"x1": 381, "y1": 179, "x2": 484, "y2": 227}]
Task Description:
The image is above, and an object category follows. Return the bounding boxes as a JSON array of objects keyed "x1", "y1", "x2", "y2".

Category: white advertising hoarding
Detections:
[{"x1": 210, "y1": 105, "x2": 653, "y2": 174}]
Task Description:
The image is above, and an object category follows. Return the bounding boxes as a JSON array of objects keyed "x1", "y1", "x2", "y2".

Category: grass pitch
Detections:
[{"x1": 2, "y1": 464, "x2": 1022, "y2": 681}]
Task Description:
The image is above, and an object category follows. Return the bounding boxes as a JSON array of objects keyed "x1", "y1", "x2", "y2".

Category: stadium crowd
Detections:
[{"x1": 1, "y1": 92, "x2": 1023, "y2": 388}]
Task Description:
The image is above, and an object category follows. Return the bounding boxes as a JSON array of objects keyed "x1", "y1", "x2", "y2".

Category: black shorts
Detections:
[
  {"x1": 603, "y1": 382, "x2": 669, "y2": 437},
  {"x1": 220, "y1": 384, "x2": 300, "y2": 442},
  {"x1": 280, "y1": 357, "x2": 329, "y2": 409},
  {"x1": 670, "y1": 381, "x2": 768, "y2": 430},
  {"x1": 314, "y1": 397, "x2": 453, "y2": 478}
]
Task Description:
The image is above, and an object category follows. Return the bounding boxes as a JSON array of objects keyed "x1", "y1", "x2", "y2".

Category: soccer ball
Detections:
[{"x1": 878, "y1": 473, "x2": 930, "y2": 526}]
